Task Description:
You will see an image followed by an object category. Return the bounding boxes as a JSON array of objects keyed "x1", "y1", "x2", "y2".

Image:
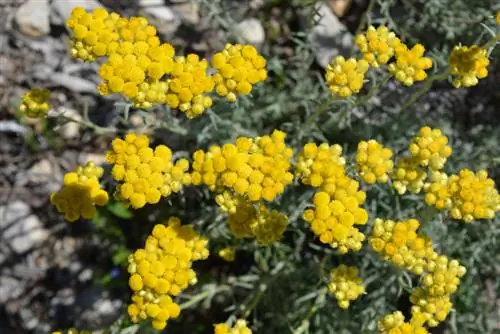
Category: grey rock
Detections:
[
  {"x1": 235, "y1": 18, "x2": 265, "y2": 45},
  {"x1": 77, "y1": 152, "x2": 106, "y2": 166},
  {"x1": 58, "y1": 108, "x2": 83, "y2": 139},
  {"x1": 0, "y1": 276, "x2": 24, "y2": 304},
  {"x1": 76, "y1": 286, "x2": 122, "y2": 327},
  {"x1": 145, "y1": 5, "x2": 176, "y2": 22},
  {"x1": 171, "y1": 2, "x2": 200, "y2": 25},
  {"x1": 17, "y1": 158, "x2": 62, "y2": 193},
  {"x1": 15, "y1": 0, "x2": 50, "y2": 37},
  {"x1": 51, "y1": 73, "x2": 97, "y2": 94},
  {"x1": 0, "y1": 201, "x2": 49, "y2": 254},
  {"x1": 309, "y1": 3, "x2": 353, "y2": 68},
  {"x1": 51, "y1": 0, "x2": 102, "y2": 25},
  {"x1": 139, "y1": 0, "x2": 165, "y2": 6},
  {"x1": 78, "y1": 268, "x2": 93, "y2": 282},
  {"x1": 20, "y1": 308, "x2": 38, "y2": 330}
]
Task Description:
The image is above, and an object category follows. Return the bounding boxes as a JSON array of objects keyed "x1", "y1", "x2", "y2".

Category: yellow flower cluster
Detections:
[
  {"x1": 391, "y1": 126, "x2": 451, "y2": 195},
  {"x1": 378, "y1": 311, "x2": 428, "y2": 334},
  {"x1": 388, "y1": 43, "x2": 432, "y2": 86},
  {"x1": 19, "y1": 88, "x2": 51, "y2": 118},
  {"x1": 325, "y1": 56, "x2": 369, "y2": 97},
  {"x1": 191, "y1": 130, "x2": 294, "y2": 202},
  {"x1": 409, "y1": 126, "x2": 452, "y2": 171},
  {"x1": 327, "y1": 264, "x2": 365, "y2": 309},
  {"x1": 449, "y1": 45, "x2": 489, "y2": 88},
  {"x1": 355, "y1": 25, "x2": 401, "y2": 67},
  {"x1": 67, "y1": 9, "x2": 269, "y2": 115},
  {"x1": 410, "y1": 257, "x2": 466, "y2": 327},
  {"x1": 106, "y1": 133, "x2": 191, "y2": 209},
  {"x1": 295, "y1": 143, "x2": 345, "y2": 189},
  {"x1": 303, "y1": 191, "x2": 368, "y2": 253},
  {"x1": 372, "y1": 217, "x2": 467, "y2": 327},
  {"x1": 356, "y1": 140, "x2": 394, "y2": 184},
  {"x1": 370, "y1": 218, "x2": 435, "y2": 275},
  {"x1": 214, "y1": 319, "x2": 252, "y2": 334},
  {"x1": 66, "y1": 7, "x2": 124, "y2": 61},
  {"x1": 497, "y1": 11, "x2": 500, "y2": 25},
  {"x1": 423, "y1": 171, "x2": 451, "y2": 210},
  {"x1": 127, "y1": 217, "x2": 209, "y2": 330},
  {"x1": 425, "y1": 169, "x2": 500, "y2": 222},
  {"x1": 212, "y1": 43, "x2": 268, "y2": 102},
  {"x1": 225, "y1": 194, "x2": 288, "y2": 245},
  {"x1": 51, "y1": 162, "x2": 109, "y2": 222},
  {"x1": 218, "y1": 247, "x2": 236, "y2": 261}
]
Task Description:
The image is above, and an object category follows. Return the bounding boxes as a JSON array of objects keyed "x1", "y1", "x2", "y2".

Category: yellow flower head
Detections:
[
  {"x1": 214, "y1": 319, "x2": 252, "y2": 334},
  {"x1": 166, "y1": 54, "x2": 215, "y2": 118},
  {"x1": 66, "y1": 7, "x2": 123, "y2": 61},
  {"x1": 51, "y1": 162, "x2": 108, "y2": 222},
  {"x1": 449, "y1": 45, "x2": 489, "y2": 88},
  {"x1": 218, "y1": 247, "x2": 236, "y2": 262},
  {"x1": 355, "y1": 25, "x2": 402, "y2": 67},
  {"x1": 106, "y1": 133, "x2": 191, "y2": 209},
  {"x1": 356, "y1": 140, "x2": 394, "y2": 184},
  {"x1": 127, "y1": 217, "x2": 209, "y2": 330},
  {"x1": 391, "y1": 157, "x2": 427, "y2": 195},
  {"x1": 19, "y1": 88, "x2": 51, "y2": 118},
  {"x1": 225, "y1": 194, "x2": 288, "y2": 245},
  {"x1": 191, "y1": 130, "x2": 294, "y2": 202},
  {"x1": 296, "y1": 142, "x2": 346, "y2": 189},
  {"x1": 212, "y1": 43, "x2": 268, "y2": 102},
  {"x1": 327, "y1": 264, "x2": 365, "y2": 309},
  {"x1": 378, "y1": 311, "x2": 429, "y2": 334},
  {"x1": 409, "y1": 126, "x2": 452, "y2": 170},
  {"x1": 325, "y1": 56, "x2": 369, "y2": 97},
  {"x1": 496, "y1": 11, "x2": 500, "y2": 25},
  {"x1": 388, "y1": 43, "x2": 432, "y2": 86},
  {"x1": 447, "y1": 169, "x2": 500, "y2": 222},
  {"x1": 303, "y1": 191, "x2": 368, "y2": 254},
  {"x1": 370, "y1": 218, "x2": 436, "y2": 275},
  {"x1": 423, "y1": 171, "x2": 452, "y2": 210}
]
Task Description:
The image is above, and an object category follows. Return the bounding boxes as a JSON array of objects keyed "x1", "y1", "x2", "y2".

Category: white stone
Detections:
[
  {"x1": 144, "y1": 6, "x2": 176, "y2": 21},
  {"x1": 15, "y1": 0, "x2": 50, "y2": 37},
  {"x1": 0, "y1": 201, "x2": 49, "y2": 254},
  {"x1": 58, "y1": 108, "x2": 82, "y2": 139},
  {"x1": 235, "y1": 18, "x2": 265, "y2": 45},
  {"x1": 310, "y1": 3, "x2": 353, "y2": 68},
  {"x1": 77, "y1": 152, "x2": 106, "y2": 166},
  {"x1": 139, "y1": 0, "x2": 165, "y2": 6}
]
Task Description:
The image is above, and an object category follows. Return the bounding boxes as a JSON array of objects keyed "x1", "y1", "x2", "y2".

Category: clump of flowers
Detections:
[
  {"x1": 388, "y1": 43, "x2": 433, "y2": 86},
  {"x1": 214, "y1": 319, "x2": 252, "y2": 334},
  {"x1": 423, "y1": 171, "x2": 451, "y2": 210},
  {"x1": 212, "y1": 43, "x2": 268, "y2": 102},
  {"x1": 325, "y1": 56, "x2": 369, "y2": 97},
  {"x1": 66, "y1": 7, "x2": 122, "y2": 61},
  {"x1": 391, "y1": 158, "x2": 427, "y2": 195},
  {"x1": 191, "y1": 130, "x2": 294, "y2": 202},
  {"x1": 410, "y1": 257, "x2": 466, "y2": 327},
  {"x1": 218, "y1": 247, "x2": 236, "y2": 261},
  {"x1": 105, "y1": 133, "x2": 191, "y2": 209},
  {"x1": 225, "y1": 194, "x2": 288, "y2": 245},
  {"x1": 378, "y1": 311, "x2": 429, "y2": 334},
  {"x1": 356, "y1": 140, "x2": 394, "y2": 184},
  {"x1": 303, "y1": 191, "x2": 368, "y2": 253},
  {"x1": 295, "y1": 143, "x2": 345, "y2": 189},
  {"x1": 370, "y1": 218, "x2": 435, "y2": 275},
  {"x1": 355, "y1": 25, "x2": 401, "y2": 67},
  {"x1": 449, "y1": 45, "x2": 489, "y2": 88},
  {"x1": 19, "y1": 88, "x2": 51, "y2": 118},
  {"x1": 165, "y1": 55, "x2": 215, "y2": 118},
  {"x1": 127, "y1": 217, "x2": 209, "y2": 330},
  {"x1": 446, "y1": 169, "x2": 500, "y2": 222},
  {"x1": 327, "y1": 264, "x2": 365, "y2": 309},
  {"x1": 67, "y1": 7, "x2": 216, "y2": 118},
  {"x1": 50, "y1": 161, "x2": 109, "y2": 222},
  {"x1": 409, "y1": 126, "x2": 452, "y2": 170}
]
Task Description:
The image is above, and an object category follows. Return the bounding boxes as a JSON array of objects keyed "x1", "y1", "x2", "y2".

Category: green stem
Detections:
[
  {"x1": 354, "y1": 73, "x2": 392, "y2": 106},
  {"x1": 179, "y1": 285, "x2": 231, "y2": 310},
  {"x1": 292, "y1": 287, "x2": 328, "y2": 334}
]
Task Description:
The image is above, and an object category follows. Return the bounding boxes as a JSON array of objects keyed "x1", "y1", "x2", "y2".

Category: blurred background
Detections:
[{"x1": 0, "y1": 0, "x2": 499, "y2": 333}]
